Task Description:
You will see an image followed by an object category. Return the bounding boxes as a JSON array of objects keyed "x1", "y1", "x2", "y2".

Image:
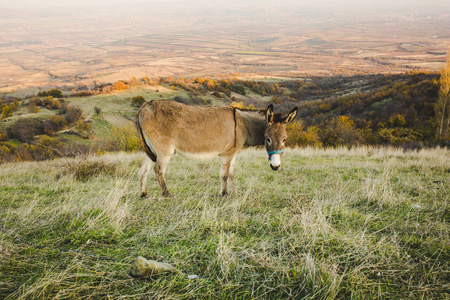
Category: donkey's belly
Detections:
[{"x1": 176, "y1": 149, "x2": 219, "y2": 161}]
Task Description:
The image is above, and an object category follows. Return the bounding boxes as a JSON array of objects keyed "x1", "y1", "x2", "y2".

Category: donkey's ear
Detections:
[
  {"x1": 283, "y1": 107, "x2": 298, "y2": 126},
  {"x1": 266, "y1": 104, "x2": 274, "y2": 125}
]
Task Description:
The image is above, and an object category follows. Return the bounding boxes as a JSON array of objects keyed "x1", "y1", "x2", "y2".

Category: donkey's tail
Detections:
[{"x1": 136, "y1": 103, "x2": 157, "y2": 162}]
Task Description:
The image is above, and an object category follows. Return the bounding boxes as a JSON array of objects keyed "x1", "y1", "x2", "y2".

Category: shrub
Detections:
[
  {"x1": 131, "y1": 95, "x2": 146, "y2": 107},
  {"x1": 286, "y1": 122, "x2": 322, "y2": 147},
  {"x1": 129, "y1": 77, "x2": 140, "y2": 86},
  {"x1": 15, "y1": 143, "x2": 39, "y2": 161},
  {"x1": 94, "y1": 106, "x2": 102, "y2": 114},
  {"x1": 320, "y1": 115, "x2": 362, "y2": 148},
  {"x1": 75, "y1": 120, "x2": 93, "y2": 138},
  {"x1": 42, "y1": 96, "x2": 61, "y2": 109},
  {"x1": 174, "y1": 95, "x2": 189, "y2": 104},
  {"x1": 0, "y1": 131, "x2": 7, "y2": 142},
  {"x1": 61, "y1": 105, "x2": 83, "y2": 124},
  {"x1": 77, "y1": 90, "x2": 94, "y2": 97},
  {"x1": 1, "y1": 105, "x2": 13, "y2": 119},
  {"x1": 113, "y1": 81, "x2": 128, "y2": 91},
  {"x1": 44, "y1": 115, "x2": 67, "y2": 135},
  {"x1": 0, "y1": 144, "x2": 13, "y2": 163},
  {"x1": 36, "y1": 135, "x2": 62, "y2": 159},
  {"x1": 27, "y1": 100, "x2": 40, "y2": 113},
  {"x1": 230, "y1": 102, "x2": 256, "y2": 110},
  {"x1": 212, "y1": 91, "x2": 223, "y2": 98},
  {"x1": 68, "y1": 160, "x2": 118, "y2": 181},
  {"x1": 8, "y1": 118, "x2": 44, "y2": 142},
  {"x1": 388, "y1": 114, "x2": 406, "y2": 127},
  {"x1": 377, "y1": 127, "x2": 422, "y2": 146},
  {"x1": 0, "y1": 100, "x2": 20, "y2": 119},
  {"x1": 37, "y1": 89, "x2": 63, "y2": 98},
  {"x1": 106, "y1": 123, "x2": 141, "y2": 152},
  {"x1": 270, "y1": 96, "x2": 284, "y2": 104},
  {"x1": 231, "y1": 85, "x2": 246, "y2": 95}
]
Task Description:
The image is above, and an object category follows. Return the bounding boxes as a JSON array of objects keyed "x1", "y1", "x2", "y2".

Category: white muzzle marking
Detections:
[{"x1": 270, "y1": 154, "x2": 281, "y2": 167}]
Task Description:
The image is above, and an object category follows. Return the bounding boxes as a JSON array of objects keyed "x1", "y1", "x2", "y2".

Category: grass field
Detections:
[{"x1": 0, "y1": 147, "x2": 449, "y2": 299}]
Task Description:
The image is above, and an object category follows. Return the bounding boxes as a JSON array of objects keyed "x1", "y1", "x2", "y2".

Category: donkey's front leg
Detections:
[
  {"x1": 155, "y1": 155, "x2": 172, "y2": 197},
  {"x1": 220, "y1": 155, "x2": 235, "y2": 196},
  {"x1": 139, "y1": 156, "x2": 152, "y2": 197}
]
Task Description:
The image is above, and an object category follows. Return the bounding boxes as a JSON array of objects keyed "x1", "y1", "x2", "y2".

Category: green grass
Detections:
[{"x1": 0, "y1": 147, "x2": 449, "y2": 299}]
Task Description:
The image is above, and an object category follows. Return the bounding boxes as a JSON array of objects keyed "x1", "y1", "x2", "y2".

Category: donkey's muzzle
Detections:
[{"x1": 268, "y1": 152, "x2": 281, "y2": 171}]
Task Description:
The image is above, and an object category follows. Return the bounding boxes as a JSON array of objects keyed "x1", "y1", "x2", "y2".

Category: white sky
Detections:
[{"x1": 1, "y1": 0, "x2": 449, "y2": 9}]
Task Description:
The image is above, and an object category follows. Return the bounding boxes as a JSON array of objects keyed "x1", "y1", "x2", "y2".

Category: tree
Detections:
[
  {"x1": 320, "y1": 115, "x2": 361, "y2": 147},
  {"x1": 435, "y1": 49, "x2": 450, "y2": 144},
  {"x1": 1, "y1": 105, "x2": 12, "y2": 119},
  {"x1": 62, "y1": 106, "x2": 83, "y2": 124},
  {"x1": 132, "y1": 95, "x2": 146, "y2": 107},
  {"x1": 113, "y1": 81, "x2": 128, "y2": 91},
  {"x1": 129, "y1": 77, "x2": 140, "y2": 86}
]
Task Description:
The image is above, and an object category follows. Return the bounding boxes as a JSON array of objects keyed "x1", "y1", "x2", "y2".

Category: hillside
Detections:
[{"x1": 0, "y1": 71, "x2": 445, "y2": 163}]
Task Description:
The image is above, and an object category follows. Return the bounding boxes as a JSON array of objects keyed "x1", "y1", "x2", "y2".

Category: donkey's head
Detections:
[{"x1": 264, "y1": 104, "x2": 298, "y2": 171}]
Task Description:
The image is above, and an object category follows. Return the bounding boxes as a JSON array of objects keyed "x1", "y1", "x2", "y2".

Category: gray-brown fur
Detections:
[{"x1": 136, "y1": 100, "x2": 297, "y2": 197}]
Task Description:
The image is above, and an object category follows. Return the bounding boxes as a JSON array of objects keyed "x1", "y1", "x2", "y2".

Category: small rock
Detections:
[
  {"x1": 129, "y1": 256, "x2": 176, "y2": 278},
  {"x1": 187, "y1": 274, "x2": 199, "y2": 280}
]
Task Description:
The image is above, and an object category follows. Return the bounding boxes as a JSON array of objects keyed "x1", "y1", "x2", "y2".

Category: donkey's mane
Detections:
[
  {"x1": 233, "y1": 107, "x2": 265, "y2": 114},
  {"x1": 233, "y1": 107, "x2": 286, "y2": 122}
]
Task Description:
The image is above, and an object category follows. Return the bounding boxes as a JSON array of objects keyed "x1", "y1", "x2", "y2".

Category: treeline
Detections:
[
  {"x1": 229, "y1": 72, "x2": 443, "y2": 149},
  {"x1": 286, "y1": 72, "x2": 441, "y2": 148},
  {"x1": 61, "y1": 75, "x2": 281, "y2": 99}
]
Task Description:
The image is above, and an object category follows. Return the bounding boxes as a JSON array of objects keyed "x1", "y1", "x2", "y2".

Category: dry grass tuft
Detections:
[{"x1": 66, "y1": 158, "x2": 118, "y2": 181}]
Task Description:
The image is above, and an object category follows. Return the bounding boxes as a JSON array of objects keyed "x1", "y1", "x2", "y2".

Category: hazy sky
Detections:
[{"x1": 2, "y1": 0, "x2": 449, "y2": 10}]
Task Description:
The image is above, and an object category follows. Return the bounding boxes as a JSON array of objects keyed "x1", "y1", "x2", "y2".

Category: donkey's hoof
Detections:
[
  {"x1": 162, "y1": 191, "x2": 172, "y2": 198},
  {"x1": 140, "y1": 191, "x2": 148, "y2": 198},
  {"x1": 220, "y1": 191, "x2": 228, "y2": 197}
]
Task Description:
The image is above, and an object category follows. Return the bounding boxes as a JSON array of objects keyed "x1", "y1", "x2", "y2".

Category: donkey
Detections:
[{"x1": 136, "y1": 100, "x2": 298, "y2": 197}]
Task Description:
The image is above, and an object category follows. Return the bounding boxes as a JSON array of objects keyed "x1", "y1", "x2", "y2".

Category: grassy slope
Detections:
[
  {"x1": 0, "y1": 147, "x2": 449, "y2": 299},
  {"x1": 1, "y1": 85, "x2": 233, "y2": 147}
]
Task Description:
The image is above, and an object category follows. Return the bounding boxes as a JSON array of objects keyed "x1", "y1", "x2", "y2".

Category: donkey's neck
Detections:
[{"x1": 237, "y1": 111, "x2": 267, "y2": 147}]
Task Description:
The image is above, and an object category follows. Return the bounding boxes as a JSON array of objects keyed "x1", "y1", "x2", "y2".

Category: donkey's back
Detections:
[{"x1": 137, "y1": 101, "x2": 237, "y2": 161}]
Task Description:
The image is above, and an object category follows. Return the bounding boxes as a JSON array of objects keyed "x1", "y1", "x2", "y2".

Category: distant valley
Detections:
[{"x1": 1, "y1": 3, "x2": 449, "y2": 96}]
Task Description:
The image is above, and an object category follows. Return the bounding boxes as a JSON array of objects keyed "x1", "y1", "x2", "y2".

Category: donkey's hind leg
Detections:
[
  {"x1": 139, "y1": 156, "x2": 152, "y2": 197},
  {"x1": 219, "y1": 154, "x2": 236, "y2": 196},
  {"x1": 228, "y1": 156, "x2": 236, "y2": 191},
  {"x1": 154, "y1": 155, "x2": 172, "y2": 197}
]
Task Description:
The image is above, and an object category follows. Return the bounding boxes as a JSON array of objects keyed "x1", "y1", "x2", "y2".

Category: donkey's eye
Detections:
[
  {"x1": 282, "y1": 138, "x2": 286, "y2": 144},
  {"x1": 266, "y1": 138, "x2": 272, "y2": 144}
]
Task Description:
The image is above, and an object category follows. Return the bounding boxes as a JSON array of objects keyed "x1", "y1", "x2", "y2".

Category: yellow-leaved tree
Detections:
[{"x1": 435, "y1": 48, "x2": 450, "y2": 144}]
